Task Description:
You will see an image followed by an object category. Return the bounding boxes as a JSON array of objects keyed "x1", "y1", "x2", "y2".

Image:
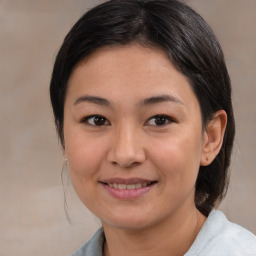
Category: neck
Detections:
[{"x1": 103, "y1": 206, "x2": 206, "y2": 256}]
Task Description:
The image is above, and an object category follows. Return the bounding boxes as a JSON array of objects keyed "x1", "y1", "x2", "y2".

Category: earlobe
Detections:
[{"x1": 200, "y1": 110, "x2": 227, "y2": 166}]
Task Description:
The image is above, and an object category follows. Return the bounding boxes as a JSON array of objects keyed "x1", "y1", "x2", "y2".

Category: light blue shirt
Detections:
[{"x1": 72, "y1": 210, "x2": 256, "y2": 256}]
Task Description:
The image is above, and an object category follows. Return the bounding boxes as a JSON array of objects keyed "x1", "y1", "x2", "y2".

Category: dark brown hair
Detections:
[{"x1": 50, "y1": 0, "x2": 235, "y2": 216}]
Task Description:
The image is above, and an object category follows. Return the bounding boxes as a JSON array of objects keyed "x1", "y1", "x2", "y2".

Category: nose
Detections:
[{"x1": 107, "y1": 125, "x2": 146, "y2": 168}]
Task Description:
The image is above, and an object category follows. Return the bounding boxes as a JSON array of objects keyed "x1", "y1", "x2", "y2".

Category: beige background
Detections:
[{"x1": 0, "y1": 0, "x2": 255, "y2": 255}]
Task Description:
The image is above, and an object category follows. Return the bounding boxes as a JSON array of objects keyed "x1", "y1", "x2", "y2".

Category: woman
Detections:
[{"x1": 50, "y1": 0, "x2": 256, "y2": 255}]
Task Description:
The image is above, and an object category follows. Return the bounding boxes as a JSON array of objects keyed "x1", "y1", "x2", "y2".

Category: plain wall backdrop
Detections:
[{"x1": 0, "y1": 0, "x2": 255, "y2": 255}]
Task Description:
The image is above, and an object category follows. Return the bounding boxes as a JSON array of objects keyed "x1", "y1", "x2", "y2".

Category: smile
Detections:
[
  {"x1": 106, "y1": 182, "x2": 153, "y2": 190},
  {"x1": 100, "y1": 179, "x2": 157, "y2": 199}
]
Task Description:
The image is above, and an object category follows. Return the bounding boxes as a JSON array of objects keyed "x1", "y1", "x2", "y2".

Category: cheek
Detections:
[
  {"x1": 65, "y1": 134, "x2": 107, "y2": 206},
  {"x1": 149, "y1": 133, "x2": 202, "y2": 181},
  {"x1": 64, "y1": 131, "x2": 107, "y2": 182}
]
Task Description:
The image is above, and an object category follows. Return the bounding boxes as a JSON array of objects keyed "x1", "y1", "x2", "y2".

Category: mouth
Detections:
[
  {"x1": 102, "y1": 181, "x2": 157, "y2": 190},
  {"x1": 100, "y1": 178, "x2": 157, "y2": 199}
]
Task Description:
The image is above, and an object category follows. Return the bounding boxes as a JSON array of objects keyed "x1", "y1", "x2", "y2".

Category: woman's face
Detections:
[{"x1": 63, "y1": 45, "x2": 208, "y2": 230}]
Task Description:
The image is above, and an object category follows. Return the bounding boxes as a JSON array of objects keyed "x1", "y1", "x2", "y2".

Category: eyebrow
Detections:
[
  {"x1": 140, "y1": 94, "x2": 184, "y2": 106},
  {"x1": 73, "y1": 94, "x2": 184, "y2": 107},
  {"x1": 74, "y1": 95, "x2": 111, "y2": 106}
]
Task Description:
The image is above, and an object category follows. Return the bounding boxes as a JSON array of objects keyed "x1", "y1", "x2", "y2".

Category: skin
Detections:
[{"x1": 63, "y1": 44, "x2": 227, "y2": 256}]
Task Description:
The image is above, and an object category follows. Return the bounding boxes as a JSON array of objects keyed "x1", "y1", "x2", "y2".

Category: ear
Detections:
[{"x1": 200, "y1": 110, "x2": 227, "y2": 166}]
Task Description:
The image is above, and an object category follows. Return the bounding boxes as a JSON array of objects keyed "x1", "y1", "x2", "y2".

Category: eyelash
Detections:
[
  {"x1": 80, "y1": 114, "x2": 175, "y2": 127},
  {"x1": 81, "y1": 115, "x2": 110, "y2": 126},
  {"x1": 146, "y1": 115, "x2": 175, "y2": 126}
]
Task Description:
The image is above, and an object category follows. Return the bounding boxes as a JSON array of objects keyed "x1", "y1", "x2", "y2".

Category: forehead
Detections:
[
  {"x1": 70, "y1": 44, "x2": 174, "y2": 85},
  {"x1": 66, "y1": 44, "x2": 199, "y2": 109}
]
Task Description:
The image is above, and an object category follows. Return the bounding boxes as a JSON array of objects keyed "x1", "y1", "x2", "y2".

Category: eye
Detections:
[
  {"x1": 146, "y1": 115, "x2": 174, "y2": 126},
  {"x1": 81, "y1": 115, "x2": 110, "y2": 126}
]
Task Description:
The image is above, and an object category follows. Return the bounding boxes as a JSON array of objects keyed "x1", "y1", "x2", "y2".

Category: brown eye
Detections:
[
  {"x1": 82, "y1": 115, "x2": 110, "y2": 126},
  {"x1": 147, "y1": 115, "x2": 174, "y2": 126}
]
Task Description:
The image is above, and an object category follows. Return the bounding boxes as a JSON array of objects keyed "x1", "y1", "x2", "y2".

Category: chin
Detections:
[{"x1": 100, "y1": 211, "x2": 154, "y2": 231}]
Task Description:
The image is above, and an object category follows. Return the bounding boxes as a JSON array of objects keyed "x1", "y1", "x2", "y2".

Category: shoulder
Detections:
[
  {"x1": 186, "y1": 210, "x2": 256, "y2": 256},
  {"x1": 211, "y1": 211, "x2": 256, "y2": 255},
  {"x1": 71, "y1": 228, "x2": 105, "y2": 256}
]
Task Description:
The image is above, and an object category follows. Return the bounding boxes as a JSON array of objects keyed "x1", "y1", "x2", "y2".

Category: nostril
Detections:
[
  {"x1": 107, "y1": 136, "x2": 146, "y2": 167},
  {"x1": 112, "y1": 161, "x2": 140, "y2": 169}
]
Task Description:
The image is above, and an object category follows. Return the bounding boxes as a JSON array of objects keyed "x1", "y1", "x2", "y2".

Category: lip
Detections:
[
  {"x1": 100, "y1": 177, "x2": 157, "y2": 200},
  {"x1": 101, "y1": 177, "x2": 154, "y2": 185}
]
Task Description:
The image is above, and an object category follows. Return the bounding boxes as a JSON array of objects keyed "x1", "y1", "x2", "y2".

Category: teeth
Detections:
[
  {"x1": 135, "y1": 183, "x2": 142, "y2": 189},
  {"x1": 107, "y1": 182, "x2": 151, "y2": 190},
  {"x1": 118, "y1": 184, "x2": 126, "y2": 190},
  {"x1": 127, "y1": 184, "x2": 136, "y2": 190}
]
